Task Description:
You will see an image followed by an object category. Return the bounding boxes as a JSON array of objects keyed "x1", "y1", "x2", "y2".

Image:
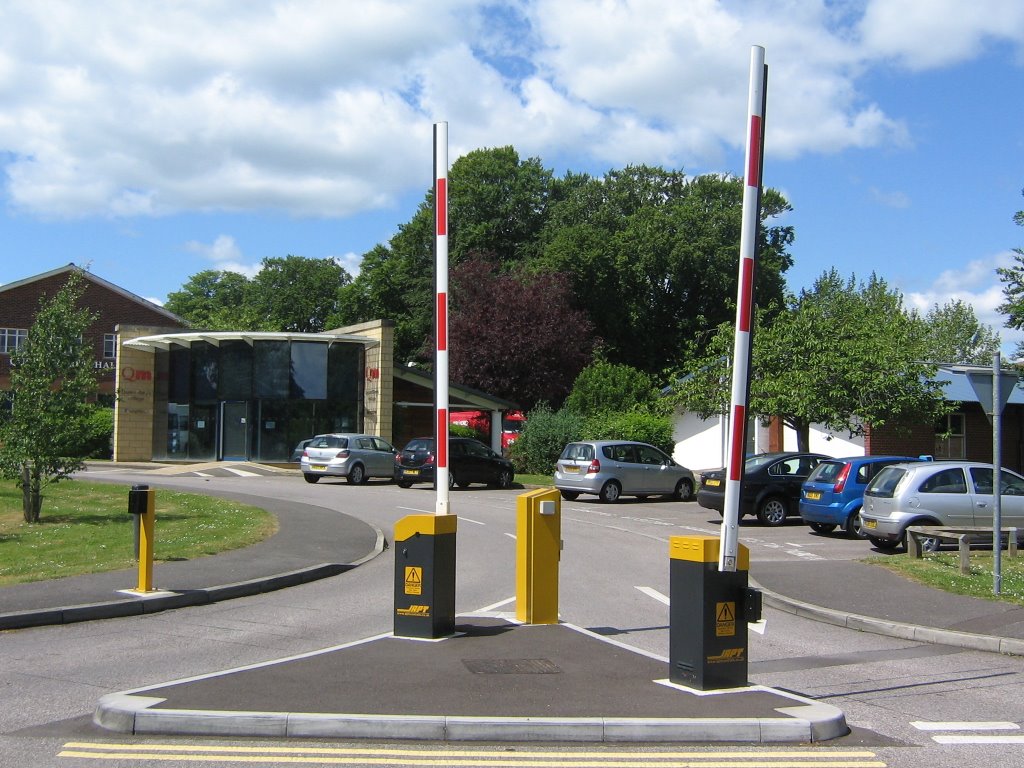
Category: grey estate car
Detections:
[
  {"x1": 553, "y1": 440, "x2": 696, "y2": 503},
  {"x1": 300, "y1": 433, "x2": 397, "y2": 484},
  {"x1": 860, "y1": 460, "x2": 1024, "y2": 550}
]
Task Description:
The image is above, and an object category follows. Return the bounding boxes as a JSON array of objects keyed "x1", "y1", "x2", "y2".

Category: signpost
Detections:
[{"x1": 963, "y1": 353, "x2": 1018, "y2": 594}]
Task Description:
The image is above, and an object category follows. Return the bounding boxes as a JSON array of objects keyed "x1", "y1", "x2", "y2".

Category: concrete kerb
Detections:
[
  {"x1": 94, "y1": 692, "x2": 848, "y2": 743},
  {"x1": 753, "y1": 578, "x2": 1024, "y2": 656},
  {"x1": 0, "y1": 525, "x2": 387, "y2": 632}
]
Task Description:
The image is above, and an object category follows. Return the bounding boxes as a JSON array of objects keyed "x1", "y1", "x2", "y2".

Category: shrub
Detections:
[
  {"x1": 582, "y1": 410, "x2": 674, "y2": 454},
  {"x1": 563, "y1": 358, "x2": 660, "y2": 415},
  {"x1": 449, "y1": 424, "x2": 485, "y2": 441},
  {"x1": 509, "y1": 404, "x2": 586, "y2": 475},
  {"x1": 77, "y1": 406, "x2": 114, "y2": 459}
]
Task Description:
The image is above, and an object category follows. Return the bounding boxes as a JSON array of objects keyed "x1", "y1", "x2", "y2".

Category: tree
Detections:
[
  {"x1": 562, "y1": 356, "x2": 660, "y2": 415},
  {"x1": 447, "y1": 257, "x2": 596, "y2": 409},
  {"x1": 248, "y1": 256, "x2": 350, "y2": 332},
  {"x1": 334, "y1": 147, "x2": 552, "y2": 364},
  {"x1": 673, "y1": 270, "x2": 951, "y2": 451},
  {"x1": 165, "y1": 269, "x2": 254, "y2": 329},
  {"x1": 922, "y1": 300, "x2": 1000, "y2": 365},
  {"x1": 0, "y1": 273, "x2": 98, "y2": 522},
  {"x1": 534, "y1": 169, "x2": 793, "y2": 373},
  {"x1": 996, "y1": 187, "x2": 1024, "y2": 357}
]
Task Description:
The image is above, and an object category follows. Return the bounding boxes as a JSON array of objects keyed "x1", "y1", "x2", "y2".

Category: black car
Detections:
[
  {"x1": 696, "y1": 452, "x2": 829, "y2": 526},
  {"x1": 395, "y1": 437, "x2": 515, "y2": 490}
]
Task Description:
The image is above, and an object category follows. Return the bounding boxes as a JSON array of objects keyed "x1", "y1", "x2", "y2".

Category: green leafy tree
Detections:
[
  {"x1": 248, "y1": 255, "x2": 351, "y2": 332},
  {"x1": 922, "y1": 299, "x2": 1000, "y2": 364},
  {"x1": 534, "y1": 169, "x2": 793, "y2": 372},
  {"x1": 674, "y1": 270, "x2": 951, "y2": 451},
  {"x1": 0, "y1": 274, "x2": 99, "y2": 522},
  {"x1": 563, "y1": 357, "x2": 660, "y2": 416},
  {"x1": 996, "y1": 188, "x2": 1024, "y2": 357},
  {"x1": 165, "y1": 269, "x2": 254, "y2": 329}
]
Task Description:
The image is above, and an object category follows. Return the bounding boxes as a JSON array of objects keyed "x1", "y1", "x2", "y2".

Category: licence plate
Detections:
[
  {"x1": 405, "y1": 469, "x2": 420, "y2": 476},
  {"x1": 705, "y1": 478, "x2": 721, "y2": 487},
  {"x1": 563, "y1": 465, "x2": 580, "y2": 474},
  {"x1": 864, "y1": 519, "x2": 877, "y2": 529},
  {"x1": 311, "y1": 465, "x2": 327, "y2": 471},
  {"x1": 805, "y1": 491, "x2": 822, "y2": 500}
]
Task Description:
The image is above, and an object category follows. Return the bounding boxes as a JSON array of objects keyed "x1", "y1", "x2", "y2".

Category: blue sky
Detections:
[{"x1": 1, "y1": 1, "x2": 1023, "y2": 351}]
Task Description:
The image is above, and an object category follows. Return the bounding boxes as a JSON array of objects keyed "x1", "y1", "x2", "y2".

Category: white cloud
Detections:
[
  {"x1": 0, "y1": 0, "x2": 1014, "y2": 221},
  {"x1": 184, "y1": 234, "x2": 261, "y2": 278},
  {"x1": 904, "y1": 250, "x2": 1022, "y2": 354},
  {"x1": 870, "y1": 187, "x2": 911, "y2": 209}
]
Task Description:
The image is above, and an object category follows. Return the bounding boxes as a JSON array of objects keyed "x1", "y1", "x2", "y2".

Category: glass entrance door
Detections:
[{"x1": 221, "y1": 401, "x2": 249, "y2": 461}]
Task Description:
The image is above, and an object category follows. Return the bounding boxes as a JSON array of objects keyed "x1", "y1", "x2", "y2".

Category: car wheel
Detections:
[
  {"x1": 756, "y1": 496, "x2": 787, "y2": 526},
  {"x1": 673, "y1": 478, "x2": 694, "y2": 501},
  {"x1": 303, "y1": 473, "x2": 319, "y2": 484},
  {"x1": 845, "y1": 512, "x2": 867, "y2": 539},
  {"x1": 347, "y1": 464, "x2": 366, "y2": 485},
  {"x1": 397, "y1": 480, "x2": 413, "y2": 488},
  {"x1": 457, "y1": 477, "x2": 472, "y2": 488},
  {"x1": 598, "y1": 481, "x2": 622, "y2": 503},
  {"x1": 560, "y1": 490, "x2": 579, "y2": 501},
  {"x1": 869, "y1": 536, "x2": 900, "y2": 551},
  {"x1": 448, "y1": 472, "x2": 456, "y2": 490},
  {"x1": 493, "y1": 469, "x2": 513, "y2": 489},
  {"x1": 809, "y1": 522, "x2": 837, "y2": 533}
]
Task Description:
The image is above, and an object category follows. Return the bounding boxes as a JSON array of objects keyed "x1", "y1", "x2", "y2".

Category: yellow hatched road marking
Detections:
[{"x1": 60, "y1": 742, "x2": 886, "y2": 767}]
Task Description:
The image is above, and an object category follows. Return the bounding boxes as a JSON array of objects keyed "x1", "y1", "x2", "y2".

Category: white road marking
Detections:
[
  {"x1": 504, "y1": 532, "x2": 516, "y2": 540},
  {"x1": 912, "y1": 721, "x2": 1019, "y2": 731},
  {"x1": 932, "y1": 735, "x2": 1024, "y2": 744},
  {"x1": 397, "y1": 506, "x2": 431, "y2": 514},
  {"x1": 635, "y1": 586, "x2": 670, "y2": 605},
  {"x1": 224, "y1": 467, "x2": 259, "y2": 477},
  {"x1": 476, "y1": 596, "x2": 515, "y2": 612},
  {"x1": 458, "y1": 516, "x2": 485, "y2": 525}
]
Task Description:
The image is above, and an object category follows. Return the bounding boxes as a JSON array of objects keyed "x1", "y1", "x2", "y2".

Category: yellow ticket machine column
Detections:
[
  {"x1": 128, "y1": 485, "x2": 156, "y2": 593},
  {"x1": 516, "y1": 488, "x2": 561, "y2": 624}
]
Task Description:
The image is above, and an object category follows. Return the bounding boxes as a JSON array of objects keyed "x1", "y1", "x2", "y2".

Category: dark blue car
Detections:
[{"x1": 799, "y1": 455, "x2": 923, "y2": 538}]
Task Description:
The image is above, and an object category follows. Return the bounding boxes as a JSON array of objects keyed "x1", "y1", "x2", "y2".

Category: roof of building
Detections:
[
  {"x1": 0, "y1": 263, "x2": 185, "y2": 326},
  {"x1": 394, "y1": 366, "x2": 519, "y2": 412},
  {"x1": 124, "y1": 330, "x2": 377, "y2": 351},
  {"x1": 934, "y1": 364, "x2": 1024, "y2": 406}
]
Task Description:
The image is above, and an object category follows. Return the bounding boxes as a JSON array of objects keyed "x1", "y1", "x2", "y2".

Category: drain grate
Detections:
[{"x1": 462, "y1": 658, "x2": 562, "y2": 675}]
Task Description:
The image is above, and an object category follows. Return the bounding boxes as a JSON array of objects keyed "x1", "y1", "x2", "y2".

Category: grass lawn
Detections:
[
  {"x1": 0, "y1": 479, "x2": 277, "y2": 586},
  {"x1": 867, "y1": 551, "x2": 1024, "y2": 606}
]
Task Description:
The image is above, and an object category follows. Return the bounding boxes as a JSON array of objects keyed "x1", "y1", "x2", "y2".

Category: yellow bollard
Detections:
[
  {"x1": 128, "y1": 485, "x2": 156, "y2": 593},
  {"x1": 515, "y1": 488, "x2": 561, "y2": 624}
]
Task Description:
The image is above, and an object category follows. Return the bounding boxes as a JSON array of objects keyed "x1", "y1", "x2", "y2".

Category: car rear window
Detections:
[
  {"x1": 561, "y1": 443, "x2": 594, "y2": 461},
  {"x1": 312, "y1": 436, "x2": 347, "y2": 449},
  {"x1": 807, "y1": 461, "x2": 845, "y2": 483},
  {"x1": 404, "y1": 439, "x2": 433, "y2": 452},
  {"x1": 865, "y1": 466, "x2": 906, "y2": 498}
]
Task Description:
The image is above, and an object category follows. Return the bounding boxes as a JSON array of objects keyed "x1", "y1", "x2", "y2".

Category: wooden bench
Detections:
[{"x1": 906, "y1": 525, "x2": 1019, "y2": 575}]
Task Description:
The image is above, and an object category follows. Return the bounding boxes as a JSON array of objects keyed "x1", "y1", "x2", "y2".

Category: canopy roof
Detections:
[{"x1": 124, "y1": 330, "x2": 377, "y2": 351}]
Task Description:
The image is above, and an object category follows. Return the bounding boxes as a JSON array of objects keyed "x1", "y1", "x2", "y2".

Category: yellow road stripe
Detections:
[
  {"x1": 63, "y1": 743, "x2": 880, "y2": 759},
  {"x1": 59, "y1": 747, "x2": 886, "y2": 768}
]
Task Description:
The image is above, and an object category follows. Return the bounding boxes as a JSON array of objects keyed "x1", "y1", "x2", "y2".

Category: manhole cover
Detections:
[{"x1": 462, "y1": 658, "x2": 562, "y2": 674}]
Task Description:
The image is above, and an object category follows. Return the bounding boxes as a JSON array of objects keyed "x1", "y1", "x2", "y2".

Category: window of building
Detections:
[
  {"x1": 103, "y1": 333, "x2": 117, "y2": 359},
  {"x1": 1, "y1": 328, "x2": 27, "y2": 354},
  {"x1": 935, "y1": 413, "x2": 965, "y2": 459}
]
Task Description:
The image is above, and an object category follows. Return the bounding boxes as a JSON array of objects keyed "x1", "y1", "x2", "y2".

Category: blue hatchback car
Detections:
[{"x1": 800, "y1": 455, "x2": 923, "y2": 538}]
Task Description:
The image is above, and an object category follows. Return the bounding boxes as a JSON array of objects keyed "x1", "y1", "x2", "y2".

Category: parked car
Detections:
[
  {"x1": 861, "y1": 461, "x2": 1024, "y2": 550},
  {"x1": 553, "y1": 440, "x2": 696, "y2": 503},
  {"x1": 799, "y1": 455, "x2": 923, "y2": 538},
  {"x1": 395, "y1": 437, "x2": 515, "y2": 489},
  {"x1": 300, "y1": 433, "x2": 398, "y2": 484},
  {"x1": 290, "y1": 438, "x2": 313, "y2": 463},
  {"x1": 696, "y1": 452, "x2": 829, "y2": 526}
]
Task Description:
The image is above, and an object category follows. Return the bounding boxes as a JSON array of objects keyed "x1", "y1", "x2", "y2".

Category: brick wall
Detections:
[{"x1": 0, "y1": 267, "x2": 185, "y2": 396}]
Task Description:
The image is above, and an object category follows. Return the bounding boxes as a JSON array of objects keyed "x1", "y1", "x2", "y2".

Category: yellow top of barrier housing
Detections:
[
  {"x1": 394, "y1": 514, "x2": 458, "y2": 542},
  {"x1": 669, "y1": 535, "x2": 749, "y2": 569}
]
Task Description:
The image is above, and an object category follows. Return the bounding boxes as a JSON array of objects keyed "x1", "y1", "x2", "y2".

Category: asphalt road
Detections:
[{"x1": 3, "y1": 467, "x2": 1024, "y2": 767}]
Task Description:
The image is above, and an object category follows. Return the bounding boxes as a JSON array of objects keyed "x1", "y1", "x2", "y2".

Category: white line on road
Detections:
[
  {"x1": 476, "y1": 596, "x2": 515, "y2": 612},
  {"x1": 932, "y1": 735, "x2": 1024, "y2": 744},
  {"x1": 912, "y1": 721, "x2": 1019, "y2": 731},
  {"x1": 504, "y1": 532, "x2": 516, "y2": 540},
  {"x1": 635, "y1": 586, "x2": 670, "y2": 605},
  {"x1": 458, "y1": 516, "x2": 485, "y2": 525}
]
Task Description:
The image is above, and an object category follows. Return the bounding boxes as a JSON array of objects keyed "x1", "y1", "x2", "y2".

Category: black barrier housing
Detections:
[
  {"x1": 669, "y1": 536, "x2": 760, "y2": 690},
  {"x1": 393, "y1": 515, "x2": 457, "y2": 639}
]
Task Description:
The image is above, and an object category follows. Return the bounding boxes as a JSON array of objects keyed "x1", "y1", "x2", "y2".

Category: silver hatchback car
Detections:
[
  {"x1": 553, "y1": 440, "x2": 696, "y2": 503},
  {"x1": 300, "y1": 433, "x2": 397, "y2": 485},
  {"x1": 861, "y1": 460, "x2": 1024, "y2": 550}
]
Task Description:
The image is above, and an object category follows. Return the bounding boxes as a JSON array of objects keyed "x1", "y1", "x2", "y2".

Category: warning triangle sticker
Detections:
[
  {"x1": 716, "y1": 602, "x2": 735, "y2": 622},
  {"x1": 405, "y1": 567, "x2": 422, "y2": 584}
]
